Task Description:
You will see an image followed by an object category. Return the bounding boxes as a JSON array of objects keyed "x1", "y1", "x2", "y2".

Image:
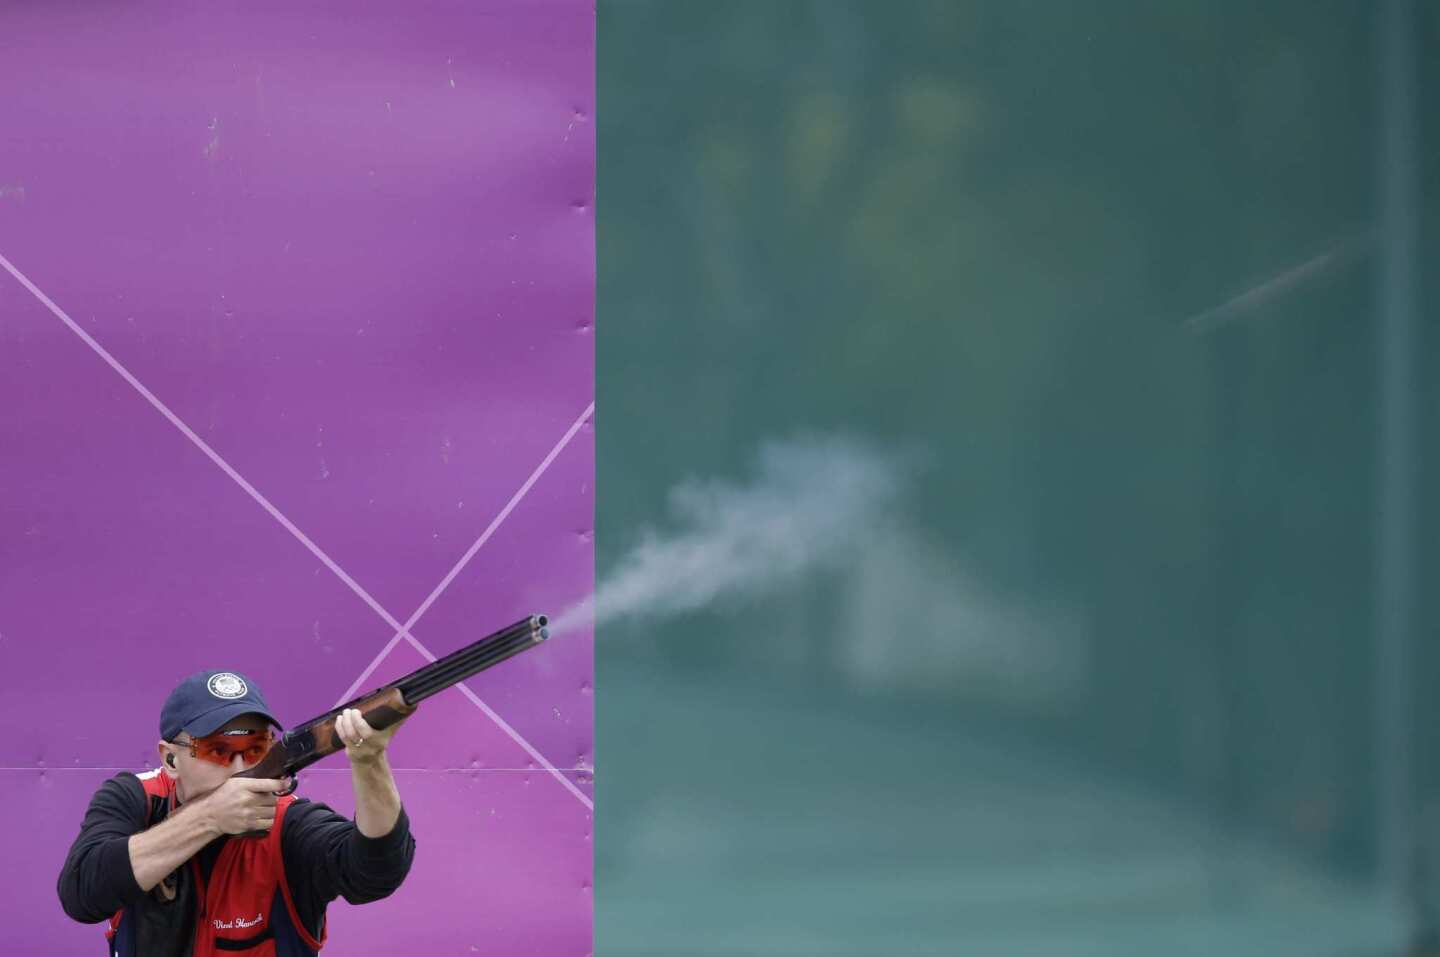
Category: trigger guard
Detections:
[{"x1": 277, "y1": 775, "x2": 298, "y2": 797}]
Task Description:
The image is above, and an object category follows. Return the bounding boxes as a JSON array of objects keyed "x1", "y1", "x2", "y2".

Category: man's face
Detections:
[{"x1": 160, "y1": 714, "x2": 270, "y2": 802}]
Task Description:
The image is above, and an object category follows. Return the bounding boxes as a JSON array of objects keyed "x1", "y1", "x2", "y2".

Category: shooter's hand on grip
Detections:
[{"x1": 200, "y1": 776, "x2": 293, "y2": 835}]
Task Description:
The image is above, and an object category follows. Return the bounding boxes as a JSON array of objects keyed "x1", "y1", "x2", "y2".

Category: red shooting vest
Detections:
[{"x1": 107, "y1": 769, "x2": 327, "y2": 956}]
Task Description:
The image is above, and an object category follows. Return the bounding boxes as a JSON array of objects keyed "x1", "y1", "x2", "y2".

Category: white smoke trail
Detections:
[
  {"x1": 552, "y1": 435, "x2": 902, "y2": 634},
  {"x1": 553, "y1": 434, "x2": 1087, "y2": 704}
]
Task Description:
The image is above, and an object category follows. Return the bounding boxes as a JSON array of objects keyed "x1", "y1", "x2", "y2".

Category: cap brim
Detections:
[{"x1": 184, "y1": 702, "x2": 283, "y2": 738}]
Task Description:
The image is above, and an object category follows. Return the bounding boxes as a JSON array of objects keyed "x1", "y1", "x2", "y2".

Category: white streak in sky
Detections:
[
  {"x1": 554, "y1": 435, "x2": 1087, "y2": 705},
  {"x1": 554, "y1": 435, "x2": 901, "y2": 634}
]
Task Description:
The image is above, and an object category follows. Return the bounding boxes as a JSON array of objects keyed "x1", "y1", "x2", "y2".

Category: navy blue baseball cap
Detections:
[{"x1": 160, "y1": 670, "x2": 283, "y2": 741}]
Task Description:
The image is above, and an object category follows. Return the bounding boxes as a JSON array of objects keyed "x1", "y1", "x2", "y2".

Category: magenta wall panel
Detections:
[{"x1": 0, "y1": 3, "x2": 593, "y2": 952}]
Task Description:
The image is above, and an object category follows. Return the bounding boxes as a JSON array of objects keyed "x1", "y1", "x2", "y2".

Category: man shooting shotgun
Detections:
[{"x1": 57, "y1": 614, "x2": 548, "y2": 956}]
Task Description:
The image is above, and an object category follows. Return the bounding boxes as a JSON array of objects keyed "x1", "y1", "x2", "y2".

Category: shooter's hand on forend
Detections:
[
  {"x1": 201, "y1": 776, "x2": 293, "y2": 836},
  {"x1": 335, "y1": 706, "x2": 413, "y2": 765}
]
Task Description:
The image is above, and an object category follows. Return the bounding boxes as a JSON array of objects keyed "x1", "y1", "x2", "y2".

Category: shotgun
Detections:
[{"x1": 236, "y1": 614, "x2": 549, "y2": 801}]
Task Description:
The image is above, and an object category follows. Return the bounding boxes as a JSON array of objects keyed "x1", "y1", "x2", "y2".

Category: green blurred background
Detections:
[{"x1": 597, "y1": 2, "x2": 1438, "y2": 953}]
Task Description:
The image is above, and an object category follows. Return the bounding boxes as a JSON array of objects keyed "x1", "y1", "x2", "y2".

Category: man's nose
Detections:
[{"x1": 229, "y1": 752, "x2": 248, "y2": 773}]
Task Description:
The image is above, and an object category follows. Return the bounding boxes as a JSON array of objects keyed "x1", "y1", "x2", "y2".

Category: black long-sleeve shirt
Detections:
[{"x1": 57, "y1": 773, "x2": 415, "y2": 947}]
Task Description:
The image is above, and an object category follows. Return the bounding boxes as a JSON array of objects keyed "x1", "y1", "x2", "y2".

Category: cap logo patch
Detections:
[{"x1": 207, "y1": 673, "x2": 248, "y2": 699}]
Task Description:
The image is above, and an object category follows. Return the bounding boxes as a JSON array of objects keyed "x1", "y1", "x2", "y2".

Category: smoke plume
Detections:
[{"x1": 553, "y1": 434, "x2": 1086, "y2": 703}]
